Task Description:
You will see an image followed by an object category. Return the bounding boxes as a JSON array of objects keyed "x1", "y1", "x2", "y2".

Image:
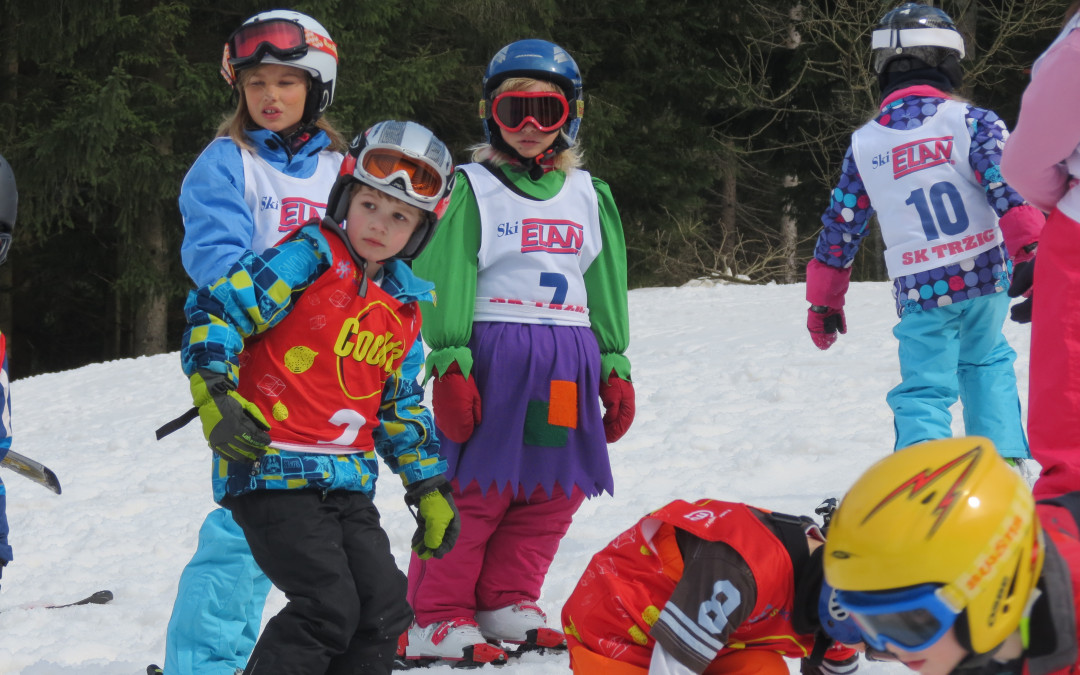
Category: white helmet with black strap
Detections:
[{"x1": 220, "y1": 10, "x2": 338, "y2": 126}]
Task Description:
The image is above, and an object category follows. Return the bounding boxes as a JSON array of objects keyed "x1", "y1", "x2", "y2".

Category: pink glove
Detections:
[
  {"x1": 599, "y1": 373, "x2": 635, "y2": 443},
  {"x1": 805, "y1": 259, "x2": 851, "y2": 350},
  {"x1": 807, "y1": 306, "x2": 847, "y2": 350},
  {"x1": 432, "y1": 362, "x2": 481, "y2": 444},
  {"x1": 998, "y1": 204, "x2": 1044, "y2": 266}
]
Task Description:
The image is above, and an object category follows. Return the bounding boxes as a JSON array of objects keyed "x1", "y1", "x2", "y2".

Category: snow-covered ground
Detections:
[{"x1": 0, "y1": 280, "x2": 1032, "y2": 674}]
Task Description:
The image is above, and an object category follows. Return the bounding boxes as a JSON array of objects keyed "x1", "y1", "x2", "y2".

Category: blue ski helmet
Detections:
[
  {"x1": 0, "y1": 155, "x2": 16, "y2": 266},
  {"x1": 819, "y1": 579, "x2": 864, "y2": 645},
  {"x1": 480, "y1": 39, "x2": 584, "y2": 144}
]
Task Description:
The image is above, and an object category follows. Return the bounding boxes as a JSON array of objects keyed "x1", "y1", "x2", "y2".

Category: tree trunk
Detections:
[
  {"x1": 781, "y1": 175, "x2": 799, "y2": 284},
  {"x1": 717, "y1": 151, "x2": 738, "y2": 272},
  {"x1": 132, "y1": 201, "x2": 169, "y2": 356}
]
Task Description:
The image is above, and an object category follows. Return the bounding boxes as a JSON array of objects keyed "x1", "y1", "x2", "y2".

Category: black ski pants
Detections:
[{"x1": 225, "y1": 489, "x2": 412, "y2": 675}]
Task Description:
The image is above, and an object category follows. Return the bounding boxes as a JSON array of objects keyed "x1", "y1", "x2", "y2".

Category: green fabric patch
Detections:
[{"x1": 524, "y1": 400, "x2": 568, "y2": 447}]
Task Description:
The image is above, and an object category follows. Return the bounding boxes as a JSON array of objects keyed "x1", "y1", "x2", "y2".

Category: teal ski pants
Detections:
[
  {"x1": 164, "y1": 507, "x2": 270, "y2": 675},
  {"x1": 887, "y1": 290, "x2": 1029, "y2": 459}
]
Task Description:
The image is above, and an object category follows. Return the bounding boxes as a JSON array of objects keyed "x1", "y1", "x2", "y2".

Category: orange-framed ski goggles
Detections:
[{"x1": 358, "y1": 146, "x2": 448, "y2": 203}]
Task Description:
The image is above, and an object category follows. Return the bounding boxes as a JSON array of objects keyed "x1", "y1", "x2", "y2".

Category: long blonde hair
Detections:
[
  {"x1": 215, "y1": 67, "x2": 346, "y2": 152},
  {"x1": 470, "y1": 77, "x2": 584, "y2": 173}
]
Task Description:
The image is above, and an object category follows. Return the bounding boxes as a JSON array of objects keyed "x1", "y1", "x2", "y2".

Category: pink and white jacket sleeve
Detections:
[{"x1": 1001, "y1": 29, "x2": 1080, "y2": 214}]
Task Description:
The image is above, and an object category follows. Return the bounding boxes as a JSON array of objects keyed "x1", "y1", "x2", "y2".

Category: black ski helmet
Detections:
[{"x1": 872, "y1": 3, "x2": 966, "y2": 89}]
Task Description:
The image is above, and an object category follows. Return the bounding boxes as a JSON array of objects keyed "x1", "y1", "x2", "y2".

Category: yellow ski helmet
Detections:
[{"x1": 824, "y1": 437, "x2": 1043, "y2": 654}]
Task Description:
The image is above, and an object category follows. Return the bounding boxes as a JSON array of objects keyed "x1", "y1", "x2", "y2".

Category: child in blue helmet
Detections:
[
  {"x1": 805, "y1": 3, "x2": 1043, "y2": 461},
  {"x1": 0, "y1": 155, "x2": 17, "y2": 591},
  {"x1": 561, "y1": 498, "x2": 861, "y2": 675},
  {"x1": 398, "y1": 39, "x2": 634, "y2": 667},
  {"x1": 151, "y1": 10, "x2": 345, "y2": 675}
]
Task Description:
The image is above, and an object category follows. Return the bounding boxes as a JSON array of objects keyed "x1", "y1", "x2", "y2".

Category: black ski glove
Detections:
[{"x1": 1007, "y1": 252, "x2": 1036, "y2": 324}]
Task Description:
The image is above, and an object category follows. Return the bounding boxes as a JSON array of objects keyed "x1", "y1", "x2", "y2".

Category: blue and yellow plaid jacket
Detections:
[{"x1": 180, "y1": 222, "x2": 446, "y2": 502}]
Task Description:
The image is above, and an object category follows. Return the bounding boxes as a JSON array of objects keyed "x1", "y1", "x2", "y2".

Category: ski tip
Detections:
[
  {"x1": 43, "y1": 589, "x2": 114, "y2": 609},
  {"x1": 44, "y1": 468, "x2": 62, "y2": 495},
  {"x1": 88, "y1": 590, "x2": 114, "y2": 604}
]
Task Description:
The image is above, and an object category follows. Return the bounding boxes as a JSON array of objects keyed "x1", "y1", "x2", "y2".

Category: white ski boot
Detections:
[
  {"x1": 476, "y1": 601, "x2": 567, "y2": 652},
  {"x1": 395, "y1": 617, "x2": 508, "y2": 669}
]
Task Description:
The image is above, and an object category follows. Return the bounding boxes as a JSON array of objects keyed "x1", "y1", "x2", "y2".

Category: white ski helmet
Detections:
[
  {"x1": 221, "y1": 10, "x2": 338, "y2": 123},
  {"x1": 0, "y1": 155, "x2": 15, "y2": 266},
  {"x1": 325, "y1": 120, "x2": 455, "y2": 261}
]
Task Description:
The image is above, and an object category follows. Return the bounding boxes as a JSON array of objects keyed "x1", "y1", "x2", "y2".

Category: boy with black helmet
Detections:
[
  {"x1": 398, "y1": 39, "x2": 634, "y2": 667},
  {"x1": 0, "y1": 155, "x2": 17, "y2": 591},
  {"x1": 179, "y1": 120, "x2": 458, "y2": 675},
  {"x1": 824, "y1": 436, "x2": 1080, "y2": 675},
  {"x1": 804, "y1": 3, "x2": 1043, "y2": 464}
]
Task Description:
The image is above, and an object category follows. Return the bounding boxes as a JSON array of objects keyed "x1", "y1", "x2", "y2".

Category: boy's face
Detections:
[
  {"x1": 345, "y1": 185, "x2": 423, "y2": 274},
  {"x1": 497, "y1": 80, "x2": 562, "y2": 160}
]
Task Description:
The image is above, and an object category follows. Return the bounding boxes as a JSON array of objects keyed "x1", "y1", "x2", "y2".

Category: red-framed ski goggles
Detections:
[
  {"x1": 491, "y1": 91, "x2": 570, "y2": 133},
  {"x1": 835, "y1": 584, "x2": 961, "y2": 653},
  {"x1": 358, "y1": 146, "x2": 448, "y2": 203},
  {"x1": 221, "y1": 18, "x2": 338, "y2": 83}
]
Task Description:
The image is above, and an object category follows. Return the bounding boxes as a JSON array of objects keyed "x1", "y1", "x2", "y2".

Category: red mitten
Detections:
[
  {"x1": 599, "y1": 373, "x2": 635, "y2": 443},
  {"x1": 432, "y1": 362, "x2": 482, "y2": 444},
  {"x1": 998, "y1": 204, "x2": 1044, "y2": 266},
  {"x1": 807, "y1": 306, "x2": 847, "y2": 350}
]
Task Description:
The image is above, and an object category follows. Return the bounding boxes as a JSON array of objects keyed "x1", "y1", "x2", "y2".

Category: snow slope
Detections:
[{"x1": 0, "y1": 280, "x2": 1032, "y2": 673}]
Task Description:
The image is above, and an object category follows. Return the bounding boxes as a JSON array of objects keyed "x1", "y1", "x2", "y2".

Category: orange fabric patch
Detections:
[{"x1": 548, "y1": 380, "x2": 578, "y2": 428}]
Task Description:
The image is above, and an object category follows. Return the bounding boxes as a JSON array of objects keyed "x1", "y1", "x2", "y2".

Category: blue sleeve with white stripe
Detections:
[{"x1": 0, "y1": 331, "x2": 14, "y2": 565}]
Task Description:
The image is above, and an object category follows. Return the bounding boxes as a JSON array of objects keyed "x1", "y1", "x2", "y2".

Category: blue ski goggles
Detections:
[{"x1": 834, "y1": 584, "x2": 961, "y2": 653}]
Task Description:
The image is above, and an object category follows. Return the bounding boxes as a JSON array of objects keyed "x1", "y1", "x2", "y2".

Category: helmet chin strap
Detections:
[
  {"x1": 490, "y1": 124, "x2": 569, "y2": 179},
  {"x1": 949, "y1": 612, "x2": 1007, "y2": 672},
  {"x1": 279, "y1": 123, "x2": 320, "y2": 158}
]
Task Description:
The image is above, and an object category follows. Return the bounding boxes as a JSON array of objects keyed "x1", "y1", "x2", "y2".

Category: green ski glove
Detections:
[
  {"x1": 189, "y1": 369, "x2": 271, "y2": 463},
  {"x1": 404, "y1": 476, "x2": 460, "y2": 560}
]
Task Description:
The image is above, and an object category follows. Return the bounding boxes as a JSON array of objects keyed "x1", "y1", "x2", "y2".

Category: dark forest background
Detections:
[{"x1": 0, "y1": 0, "x2": 1070, "y2": 377}]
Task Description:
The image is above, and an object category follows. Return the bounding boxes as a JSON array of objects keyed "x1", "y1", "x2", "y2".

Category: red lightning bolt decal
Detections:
[{"x1": 861, "y1": 445, "x2": 983, "y2": 538}]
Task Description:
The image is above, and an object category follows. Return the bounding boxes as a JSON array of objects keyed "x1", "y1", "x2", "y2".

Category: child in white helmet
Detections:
[
  {"x1": 152, "y1": 10, "x2": 345, "y2": 675},
  {"x1": 179, "y1": 120, "x2": 459, "y2": 675},
  {"x1": 805, "y1": 3, "x2": 1043, "y2": 464}
]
